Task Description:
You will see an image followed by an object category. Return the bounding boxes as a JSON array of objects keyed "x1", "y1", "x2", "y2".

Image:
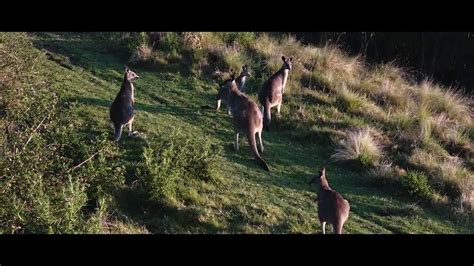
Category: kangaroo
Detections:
[
  {"x1": 225, "y1": 74, "x2": 269, "y2": 171},
  {"x1": 216, "y1": 65, "x2": 251, "y2": 115},
  {"x1": 258, "y1": 56, "x2": 292, "y2": 131},
  {"x1": 109, "y1": 66, "x2": 139, "y2": 141},
  {"x1": 309, "y1": 168, "x2": 350, "y2": 234},
  {"x1": 235, "y1": 65, "x2": 251, "y2": 92}
]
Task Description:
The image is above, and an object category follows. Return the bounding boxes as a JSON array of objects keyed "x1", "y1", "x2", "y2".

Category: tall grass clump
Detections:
[
  {"x1": 409, "y1": 148, "x2": 473, "y2": 209},
  {"x1": 313, "y1": 44, "x2": 364, "y2": 85},
  {"x1": 332, "y1": 127, "x2": 382, "y2": 167},
  {"x1": 417, "y1": 80, "x2": 472, "y2": 125},
  {"x1": 335, "y1": 84, "x2": 368, "y2": 113}
]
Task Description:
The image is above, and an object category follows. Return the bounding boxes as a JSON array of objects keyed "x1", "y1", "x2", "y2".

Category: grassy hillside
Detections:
[{"x1": 0, "y1": 32, "x2": 472, "y2": 233}]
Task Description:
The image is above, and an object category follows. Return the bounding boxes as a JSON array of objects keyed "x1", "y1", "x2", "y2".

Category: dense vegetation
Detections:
[{"x1": 0, "y1": 32, "x2": 472, "y2": 233}]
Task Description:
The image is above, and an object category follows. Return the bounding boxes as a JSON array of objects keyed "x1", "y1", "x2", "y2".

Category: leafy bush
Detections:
[
  {"x1": 159, "y1": 32, "x2": 183, "y2": 54},
  {"x1": 0, "y1": 32, "x2": 125, "y2": 233},
  {"x1": 138, "y1": 130, "x2": 222, "y2": 204},
  {"x1": 217, "y1": 32, "x2": 257, "y2": 47},
  {"x1": 401, "y1": 171, "x2": 434, "y2": 202}
]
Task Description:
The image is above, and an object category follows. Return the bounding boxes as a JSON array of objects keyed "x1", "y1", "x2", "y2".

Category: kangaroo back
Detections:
[
  {"x1": 258, "y1": 56, "x2": 292, "y2": 131},
  {"x1": 110, "y1": 66, "x2": 139, "y2": 141},
  {"x1": 318, "y1": 189, "x2": 350, "y2": 225},
  {"x1": 227, "y1": 76, "x2": 270, "y2": 171},
  {"x1": 311, "y1": 168, "x2": 350, "y2": 234}
]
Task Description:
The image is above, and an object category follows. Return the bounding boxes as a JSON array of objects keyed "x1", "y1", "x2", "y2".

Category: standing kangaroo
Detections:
[
  {"x1": 309, "y1": 168, "x2": 350, "y2": 234},
  {"x1": 109, "y1": 66, "x2": 139, "y2": 141},
  {"x1": 226, "y1": 74, "x2": 269, "y2": 171},
  {"x1": 216, "y1": 65, "x2": 251, "y2": 115},
  {"x1": 258, "y1": 56, "x2": 292, "y2": 131}
]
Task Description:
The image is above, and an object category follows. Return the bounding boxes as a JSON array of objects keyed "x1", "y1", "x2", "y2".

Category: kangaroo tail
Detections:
[
  {"x1": 113, "y1": 123, "x2": 123, "y2": 141},
  {"x1": 247, "y1": 132, "x2": 270, "y2": 171}
]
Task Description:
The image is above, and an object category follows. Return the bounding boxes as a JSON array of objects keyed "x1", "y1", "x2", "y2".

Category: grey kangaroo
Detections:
[
  {"x1": 309, "y1": 168, "x2": 350, "y2": 234},
  {"x1": 109, "y1": 66, "x2": 139, "y2": 141},
  {"x1": 225, "y1": 74, "x2": 269, "y2": 171},
  {"x1": 216, "y1": 65, "x2": 251, "y2": 115},
  {"x1": 258, "y1": 56, "x2": 292, "y2": 131}
]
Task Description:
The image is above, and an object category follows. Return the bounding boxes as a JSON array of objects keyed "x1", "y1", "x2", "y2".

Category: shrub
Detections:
[
  {"x1": 138, "y1": 131, "x2": 222, "y2": 204},
  {"x1": 217, "y1": 32, "x2": 257, "y2": 47},
  {"x1": 0, "y1": 32, "x2": 125, "y2": 233},
  {"x1": 158, "y1": 32, "x2": 183, "y2": 54},
  {"x1": 409, "y1": 148, "x2": 472, "y2": 205},
  {"x1": 130, "y1": 43, "x2": 154, "y2": 63},
  {"x1": 401, "y1": 171, "x2": 434, "y2": 202}
]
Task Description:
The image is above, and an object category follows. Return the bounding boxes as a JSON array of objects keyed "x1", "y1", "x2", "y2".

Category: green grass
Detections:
[{"x1": 1, "y1": 32, "x2": 472, "y2": 234}]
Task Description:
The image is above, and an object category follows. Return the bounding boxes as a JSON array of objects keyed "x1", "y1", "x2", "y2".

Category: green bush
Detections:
[
  {"x1": 0, "y1": 100, "x2": 124, "y2": 233},
  {"x1": 217, "y1": 32, "x2": 257, "y2": 47},
  {"x1": 138, "y1": 131, "x2": 222, "y2": 204},
  {"x1": 401, "y1": 171, "x2": 434, "y2": 201},
  {"x1": 129, "y1": 32, "x2": 184, "y2": 66},
  {"x1": 124, "y1": 32, "x2": 149, "y2": 52},
  {"x1": 158, "y1": 32, "x2": 183, "y2": 54},
  {"x1": 0, "y1": 32, "x2": 124, "y2": 233},
  {"x1": 359, "y1": 153, "x2": 375, "y2": 167}
]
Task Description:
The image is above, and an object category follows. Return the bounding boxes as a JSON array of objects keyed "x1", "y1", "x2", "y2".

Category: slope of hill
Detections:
[{"x1": 0, "y1": 32, "x2": 472, "y2": 233}]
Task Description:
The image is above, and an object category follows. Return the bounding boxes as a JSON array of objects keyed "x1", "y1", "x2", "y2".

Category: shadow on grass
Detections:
[{"x1": 113, "y1": 186, "x2": 221, "y2": 233}]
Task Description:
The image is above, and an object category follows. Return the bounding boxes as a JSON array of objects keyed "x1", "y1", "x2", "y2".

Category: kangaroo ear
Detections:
[
  {"x1": 281, "y1": 56, "x2": 286, "y2": 62},
  {"x1": 321, "y1": 167, "x2": 326, "y2": 175},
  {"x1": 124, "y1": 66, "x2": 130, "y2": 73},
  {"x1": 289, "y1": 57, "x2": 293, "y2": 62}
]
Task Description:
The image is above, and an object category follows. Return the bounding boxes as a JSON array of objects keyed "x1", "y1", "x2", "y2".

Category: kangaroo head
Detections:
[
  {"x1": 240, "y1": 65, "x2": 251, "y2": 77},
  {"x1": 219, "y1": 72, "x2": 237, "y2": 91},
  {"x1": 309, "y1": 167, "x2": 328, "y2": 188},
  {"x1": 281, "y1": 56, "x2": 293, "y2": 70},
  {"x1": 319, "y1": 167, "x2": 330, "y2": 188},
  {"x1": 124, "y1": 66, "x2": 139, "y2": 81},
  {"x1": 319, "y1": 167, "x2": 326, "y2": 177},
  {"x1": 228, "y1": 73, "x2": 239, "y2": 91}
]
